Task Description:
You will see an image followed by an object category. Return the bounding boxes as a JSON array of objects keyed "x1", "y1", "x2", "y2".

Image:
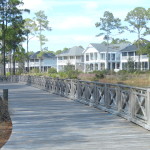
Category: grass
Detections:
[
  {"x1": 22, "y1": 70, "x2": 150, "y2": 87},
  {"x1": 78, "y1": 72, "x2": 150, "y2": 87}
]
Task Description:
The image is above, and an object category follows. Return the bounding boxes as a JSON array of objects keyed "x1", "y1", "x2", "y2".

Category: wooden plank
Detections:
[{"x1": 1, "y1": 83, "x2": 150, "y2": 150}]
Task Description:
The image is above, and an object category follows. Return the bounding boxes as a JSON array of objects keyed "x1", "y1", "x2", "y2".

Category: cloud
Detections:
[
  {"x1": 84, "y1": 1, "x2": 99, "y2": 10},
  {"x1": 53, "y1": 16, "x2": 93, "y2": 30}
]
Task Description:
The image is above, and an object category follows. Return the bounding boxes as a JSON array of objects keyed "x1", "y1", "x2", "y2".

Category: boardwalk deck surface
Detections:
[{"x1": 1, "y1": 83, "x2": 150, "y2": 150}]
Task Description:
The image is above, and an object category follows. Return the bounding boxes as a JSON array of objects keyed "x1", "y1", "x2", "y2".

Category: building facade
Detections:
[
  {"x1": 120, "y1": 44, "x2": 149, "y2": 70},
  {"x1": 83, "y1": 43, "x2": 129, "y2": 72},
  {"x1": 25, "y1": 51, "x2": 57, "y2": 72},
  {"x1": 6, "y1": 51, "x2": 57, "y2": 73},
  {"x1": 57, "y1": 46, "x2": 84, "y2": 72}
]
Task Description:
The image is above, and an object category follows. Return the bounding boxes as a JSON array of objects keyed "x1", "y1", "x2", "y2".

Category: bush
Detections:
[
  {"x1": 58, "y1": 72, "x2": 68, "y2": 79},
  {"x1": 92, "y1": 71, "x2": 104, "y2": 79},
  {"x1": 48, "y1": 68, "x2": 57, "y2": 74},
  {"x1": 6, "y1": 72, "x2": 11, "y2": 76},
  {"x1": 30, "y1": 68, "x2": 39, "y2": 73},
  {"x1": 117, "y1": 70, "x2": 128, "y2": 75}
]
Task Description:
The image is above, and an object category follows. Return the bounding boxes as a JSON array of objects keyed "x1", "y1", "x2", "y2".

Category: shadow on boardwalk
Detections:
[{"x1": 1, "y1": 83, "x2": 150, "y2": 150}]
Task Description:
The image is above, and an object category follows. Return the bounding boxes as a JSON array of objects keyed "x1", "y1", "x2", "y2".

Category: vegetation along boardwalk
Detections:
[{"x1": 1, "y1": 83, "x2": 150, "y2": 150}]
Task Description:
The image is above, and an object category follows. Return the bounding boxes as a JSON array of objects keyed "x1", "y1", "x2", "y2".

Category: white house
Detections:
[
  {"x1": 120, "y1": 44, "x2": 149, "y2": 70},
  {"x1": 57, "y1": 46, "x2": 84, "y2": 72},
  {"x1": 83, "y1": 43, "x2": 129, "y2": 72},
  {"x1": 6, "y1": 51, "x2": 57, "y2": 73},
  {"x1": 25, "y1": 51, "x2": 57, "y2": 72}
]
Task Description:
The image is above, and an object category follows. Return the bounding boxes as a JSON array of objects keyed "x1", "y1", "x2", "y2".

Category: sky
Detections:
[{"x1": 21, "y1": 0, "x2": 150, "y2": 52}]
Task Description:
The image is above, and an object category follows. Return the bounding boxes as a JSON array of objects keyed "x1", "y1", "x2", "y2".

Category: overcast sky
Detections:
[{"x1": 22, "y1": 0, "x2": 150, "y2": 52}]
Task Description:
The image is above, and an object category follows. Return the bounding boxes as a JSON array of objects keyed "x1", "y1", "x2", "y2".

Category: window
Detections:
[
  {"x1": 122, "y1": 52, "x2": 127, "y2": 56},
  {"x1": 111, "y1": 54, "x2": 115, "y2": 60},
  {"x1": 90, "y1": 64, "x2": 93, "y2": 71},
  {"x1": 117, "y1": 63, "x2": 120, "y2": 69},
  {"x1": 94, "y1": 53, "x2": 97, "y2": 60},
  {"x1": 100, "y1": 63, "x2": 105, "y2": 70},
  {"x1": 142, "y1": 62, "x2": 148, "y2": 70},
  {"x1": 100, "y1": 53, "x2": 105, "y2": 60},
  {"x1": 64, "y1": 56, "x2": 67, "y2": 60},
  {"x1": 122, "y1": 63, "x2": 127, "y2": 70},
  {"x1": 58, "y1": 57, "x2": 62, "y2": 60},
  {"x1": 35, "y1": 59, "x2": 39, "y2": 62},
  {"x1": 90, "y1": 53, "x2": 93, "y2": 60},
  {"x1": 116, "y1": 54, "x2": 120, "y2": 60},
  {"x1": 128, "y1": 52, "x2": 134, "y2": 56},
  {"x1": 86, "y1": 54, "x2": 89, "y2": 61},
  {"x1": 108, "y1": 54, "x2": 110, "y2": 60},
  {"x1": 76, "y1": 56, "x2": 80, "y2": 59},
  {"x1": 70, "y1": 56, "x2": 75, "y2": 59},
  {"x1": 95, "y1": 64, "x2": 98, "y2": 70}
]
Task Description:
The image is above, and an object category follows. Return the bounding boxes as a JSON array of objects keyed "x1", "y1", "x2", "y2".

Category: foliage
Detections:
[
  {"x1": 95, "y1": 11, "x2": 124, "y2": 41},
  {"x1": 0, "y1": 0, "x2": 29, "y2": 75},
  {"x1": 111, "y1": 38, "x2": 131, "y2": 44},
  {"x1": 48, "y1": 68, "x2": 57, "y2": 74},
  {"x1": 55, "y1": 47, "x2": 69, "y2": 55},
  {"x1": 125, "y1": 7, "x2": 150, "y2": 70},
  {"x1": 125, "y1": 7, "x2": 150, "y2": 38},
  {"x1": 58, "y1": 72, "x2": 68, "y2": 79},
  {"x1": 34, "y1": 10, "x2": 51, "y2": 51},
  {"x1": 27, "y1": 51, "x2": 34, "y2": 56},
  {"x1": 95, "y1": 11, "x2": 124, "y2": 69},
  {"x1": 92, "y1": 71, "x2": 104, "y2": 79},
  {"x1": 127, "y1": 57, "x2": 135, "y2": 72},
  {"x1": 30, "y1": 68, "x2": 40, "y2": 73}
]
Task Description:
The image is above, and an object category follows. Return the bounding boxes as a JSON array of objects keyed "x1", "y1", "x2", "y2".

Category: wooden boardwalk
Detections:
[{"x1": 1, "y1": 83, "x2": 150, "y2": 150}]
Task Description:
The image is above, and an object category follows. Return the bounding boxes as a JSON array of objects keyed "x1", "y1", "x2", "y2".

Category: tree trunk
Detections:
[{"x1": 12, "y1": 50, "x2": 16, "y2": 75}]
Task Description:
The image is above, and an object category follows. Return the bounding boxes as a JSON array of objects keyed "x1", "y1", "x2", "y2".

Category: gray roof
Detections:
[
  {"x1": 90, "y1": 43, "x2": 130, "y2": 52},
  {"x1": 29, "y1": 51, "x2": 56, "y2": 59},
  {"x1": 120, "y1": 38, "x2": 150, "y2": 52},
  {"x1": 120, "y1": 44, "x2": 138, "y2": 52},
  {"x1": 57, "y1": 46, "x2": 84, "y2": 56}
]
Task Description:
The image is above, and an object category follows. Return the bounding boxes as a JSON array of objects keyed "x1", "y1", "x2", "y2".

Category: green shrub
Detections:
[
  {"x1": 48, "y1": 68, "x2": 57, "y2": 74},
  {"x1": 58, "y1": 72, "x2": 68, "y2": 79},
  {"x1": 6, "y1": 72, "x2": 11, "y2": 76},
  {"x1": 92, "y1": 71, "x2": 104, "y2": 79},
  {"x1": 30, "y1": 68, "x2": 39, "y2": 73}
]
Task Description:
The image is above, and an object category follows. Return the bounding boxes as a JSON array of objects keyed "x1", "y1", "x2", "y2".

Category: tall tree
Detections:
[
  {"x1": 0, "y1": 0, "x2": 29, "y2": 75},
  {"x1": 125, "y1": 7, "x2": 150, "y2": 69},
  {"x1": 34, "y1": 10, "x2": 51, "y2": 51},
  {"x1": 24, "y1": 18, "x2": 36, "y2": 72},
  {"x1": 0, "y1": 0, "x2": 8, "y2": 75},
  {"x1": 95, "y1": 11, "x2": 124, "y2": 69}
]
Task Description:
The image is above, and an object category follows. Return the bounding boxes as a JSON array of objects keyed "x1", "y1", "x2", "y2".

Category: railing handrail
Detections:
[{"x1": 1, "y1": 75, "x2": 150, "y2": 130}]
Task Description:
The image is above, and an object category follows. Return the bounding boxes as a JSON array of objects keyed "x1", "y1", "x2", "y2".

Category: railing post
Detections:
[
  {"x1": 104, "y1": 84, "x2": 108, "y2": 108},
  {"x1": 70, "y1": 79, "x2": 74, "y2": 99},
  {"x1": 3, "y1": 89, "x2": 8, "y2": 103},
  {"x1": 77, "y1": 80, "x2": 80, "y2": 100},
  {"x1": 2, "y1": 89, "x2": 10, "y2": 121},
  {"x1": 129, "y1": 88, "x2": 135, "y2": 121},
  {"x1": 116, "y1": 86, "x2": 121, "y2": 113},
  {"x1": 147, "y1": 89, "x2": 150, "y2": 129}
]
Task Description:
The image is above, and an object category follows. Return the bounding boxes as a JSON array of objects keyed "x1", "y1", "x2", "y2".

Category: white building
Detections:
[
  {"x1": 25, "y1": 51, "x2": 57, "y2": 72},
  {"x1": 57, "y1": 46, "x2": 84, "y2": 72},
  {"x1": 6, "y1": 51, "x2": 57, "y2": 73},
  {"x1": 120, "y1": 44, "x2": 149, "y2": 70},
  {"x1": 83, "y1": 43, "x2": 129, "y2": 72}
]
